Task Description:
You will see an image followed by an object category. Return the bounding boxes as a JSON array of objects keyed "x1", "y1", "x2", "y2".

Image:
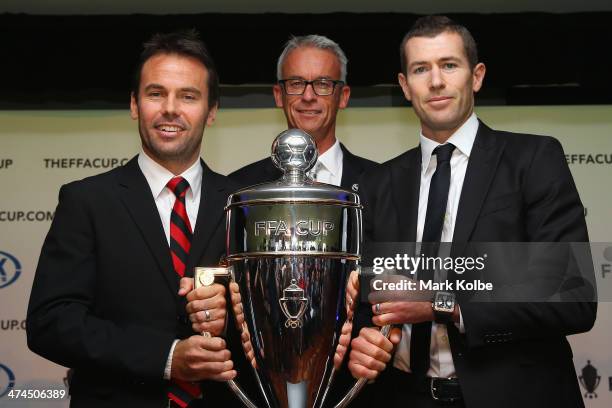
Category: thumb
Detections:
[
  {"x1": 389, "y1": 326, "x2": 402, "y2": 345},
  {"x1": 178, "y1": 277, "x2": 194, "y2": 296}
]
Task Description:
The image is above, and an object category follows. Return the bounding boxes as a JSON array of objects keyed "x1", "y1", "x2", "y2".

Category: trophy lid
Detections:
[{"x1": 226, "y1": 129, "x2": 361, "y2": 209}]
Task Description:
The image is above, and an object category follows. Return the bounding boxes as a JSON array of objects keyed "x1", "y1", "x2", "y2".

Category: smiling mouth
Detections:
[
  {"x1": 296, "y1": 109, "x2": 322, "y2": 116},
  {"x1": 155, "y1": 124, "x2": 185, "y2": 133}
]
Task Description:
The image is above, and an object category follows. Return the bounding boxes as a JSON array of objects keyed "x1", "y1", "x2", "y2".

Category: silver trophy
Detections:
[{"x1": 217, "y1": 129, "x2": 377, "y2": 408}]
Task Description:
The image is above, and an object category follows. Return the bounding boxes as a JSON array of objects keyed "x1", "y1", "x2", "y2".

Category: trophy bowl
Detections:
[{"x1": 224, "y1": 129, "x2": 362, "y2": 408}]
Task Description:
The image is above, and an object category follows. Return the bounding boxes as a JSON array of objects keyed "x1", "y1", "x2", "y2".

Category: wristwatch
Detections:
[{"x1": 432, "y1": 291, "x2": 456, "y2": 324}]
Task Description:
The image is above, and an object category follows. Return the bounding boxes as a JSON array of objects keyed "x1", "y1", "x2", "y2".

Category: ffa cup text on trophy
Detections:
[{"x1": 254, "y1": 219, "x2": 334, "y2": 236}]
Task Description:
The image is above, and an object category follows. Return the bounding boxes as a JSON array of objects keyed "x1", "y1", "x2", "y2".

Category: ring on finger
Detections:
[
  {"x1": 374, "y1": 303, "x2": 381, "y2": 315},
  {"x1": 204, "y1": 310, "x2": 211, "y2": 322}
]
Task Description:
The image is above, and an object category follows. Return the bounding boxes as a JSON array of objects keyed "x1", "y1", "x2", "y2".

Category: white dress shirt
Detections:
[
  {"x1": 393, "y1": 113, "x2": 478, "y2": 378},
  {"x1": 137, "y1": 150, "x2": 203, "y2": 379},
  {"x1": 138, "y1": 151, "x2": 202, "y2": 244},
  {"x1": 308, "y1": 138, "x2": 343, "y2": 186}
]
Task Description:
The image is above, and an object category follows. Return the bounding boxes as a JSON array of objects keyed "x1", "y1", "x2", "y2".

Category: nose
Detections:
[
  {"x1": 301, "y1": 82, "x2": 317, "y2": 101},
  {"x1": 429, "y1": 66, "x2": 445, "y2": 90},
  {"x1": 162, "y1": 95, "x2": 179, "y2": 116}
]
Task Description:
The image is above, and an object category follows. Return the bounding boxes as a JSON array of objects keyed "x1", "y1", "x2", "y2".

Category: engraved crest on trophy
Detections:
[{"x1": 279, "y1": 279, "x2": 309, "y2": 328}]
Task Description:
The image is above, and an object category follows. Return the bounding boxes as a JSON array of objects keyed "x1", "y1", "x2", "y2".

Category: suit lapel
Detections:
[
  {"x1": 453, "y1": 122, "x2": 506, "y2": 244},
  {"x1": 186, "y1": 160, "x2": 229, "y2": 275},
  {"x1": 339, "y1": 143, "x2": 358, "y2": 190},
  {"x1": 391, "y1": 149, "x2": 421, "y2": 242},
  {"x1": 264, "y1": 158, "x2": 282, "y2": 181},
  {"x1": 117, "y1": 158, "x2": 178, "y2": 295}
]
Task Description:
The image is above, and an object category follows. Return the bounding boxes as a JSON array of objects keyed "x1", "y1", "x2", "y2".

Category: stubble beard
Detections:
[{"x1": 138, "y1": 118, "x2": 204, "y2": 167}]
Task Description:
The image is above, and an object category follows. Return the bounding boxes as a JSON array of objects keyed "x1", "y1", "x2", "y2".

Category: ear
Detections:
[
  {"x1": 273, "y1": 84, "x2": 284, "y2": 108},
  {"x1": 472, "y1": 62, "x2": 486, "y2": 93},
  {"x1": 397, "y1": 72, "x2": 412, "y2": 101},
  {"x1": 206, "y1": 103, "x2": 218, "y2": 127},
  {"x1": 338, "y1": 84, "x2": 351, "y2": 109},
  {"x1": 130, "y1": 92, "x2": 139, "y2": 120}
]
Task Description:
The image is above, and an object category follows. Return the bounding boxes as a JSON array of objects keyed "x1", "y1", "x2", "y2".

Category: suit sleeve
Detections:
[
  {"x1": 26, "y1": 183, "x2": 175, "y2": 382},
  {"x1": 352, "y1": 171, "x2": 377, "y2": 336},
  {"x1": 460, "y1": 137, "x2": 597, "y2": 348}
]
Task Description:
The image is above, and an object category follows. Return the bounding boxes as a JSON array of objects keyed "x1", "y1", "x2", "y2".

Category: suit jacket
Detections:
[
  {"x1": 228, "y1": 142, "x2": 377, "y2": 191},
  {"x1": 355, "y1": 122, "x2": 596, "y2": 408},
  {"x1": 26, "y1": 157, "x2": 241, "y2": 408}
]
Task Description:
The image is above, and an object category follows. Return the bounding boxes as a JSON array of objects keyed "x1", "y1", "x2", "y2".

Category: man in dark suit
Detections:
[
  {"x1": 347, "y1": 16, "x2": 596, "y2": 407},
  {"x1": 27, "y1": 31, "x2": 238, "y2": 408},
  {"x1": 229, "y1": 35, "x2": 376, "y2": 191}
]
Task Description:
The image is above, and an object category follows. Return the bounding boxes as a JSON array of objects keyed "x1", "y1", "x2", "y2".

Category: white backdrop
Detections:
[{"x1": 1, "y1": 105, "x2": 611, "y2": 407}]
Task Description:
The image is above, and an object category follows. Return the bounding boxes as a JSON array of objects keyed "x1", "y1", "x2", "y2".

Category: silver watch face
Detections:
[{"x1": 434, "y1": 292, "x2": 455, "y2": 313}]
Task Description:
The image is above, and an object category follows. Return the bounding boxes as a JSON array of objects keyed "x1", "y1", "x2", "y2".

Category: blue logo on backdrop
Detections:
[
  {"x1": 0, "y1": 363, "x2": 16, "y2": 398},
  {"x1": 0, "y1": 251, "x2": 21, "y2": 289}
]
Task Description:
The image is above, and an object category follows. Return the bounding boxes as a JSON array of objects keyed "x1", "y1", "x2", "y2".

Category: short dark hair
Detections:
[
  {"x1": 132, "y1": 29, "x2": 219, "y2": 108},
  {"x1": 400, "y1": 15, "x2": 479, "y2": 74}
]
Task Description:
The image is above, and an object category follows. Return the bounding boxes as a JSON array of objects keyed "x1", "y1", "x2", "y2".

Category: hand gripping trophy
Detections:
[{"x1": 196, "y1": 129, "x2": 387, "y2": 407}]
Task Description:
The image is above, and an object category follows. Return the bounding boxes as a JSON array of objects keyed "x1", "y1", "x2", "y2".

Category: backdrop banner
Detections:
[{"x1": 1, "y1": 105, "x2": 611, "y2": 406}]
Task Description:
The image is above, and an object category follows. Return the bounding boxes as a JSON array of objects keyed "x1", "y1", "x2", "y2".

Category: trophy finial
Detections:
[{"x1": 271, "y1": 129, "x2": 318, "y2": 182}]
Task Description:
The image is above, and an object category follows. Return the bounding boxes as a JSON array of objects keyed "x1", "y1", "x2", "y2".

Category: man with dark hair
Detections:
[
  {"x1": 27, "y1": 30, "x2": 238, "y2": 408},
  {"x1": 132, "y1": 29, "x2": 220, "y2": 109},
  {"x1": 229, "y1": 34, "x2": 376, "y2": 191},
  {"x1": 347, "y1": 15, "x2": 595, "y2": 407}
]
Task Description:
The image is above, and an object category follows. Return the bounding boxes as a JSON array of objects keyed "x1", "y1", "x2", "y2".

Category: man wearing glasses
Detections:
[
  {"x1": 229, "y1": 35, "x2": 375, "y2": 406},
  {"x1": 229, "y1": 35, "x2": 376, "y2": 191}
]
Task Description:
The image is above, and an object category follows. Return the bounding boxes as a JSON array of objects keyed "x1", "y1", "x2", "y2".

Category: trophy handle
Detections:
[
  {"x1": 194, "y1": 266, "x2": 260, "y2": 408},
  {"x1": 227, "y1": 379, "x2": 258, "y2": 408},
  {"x1": 332, "y1": 324, "x2": 392, "y2": 408}
]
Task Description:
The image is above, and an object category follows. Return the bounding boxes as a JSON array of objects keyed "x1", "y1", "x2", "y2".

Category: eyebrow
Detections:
[
  {"x1": 143, "y1": 83, "x2": 165, "y2": 92},
  {"x1": 408, "y1": 56, "x2": 462, "y2": 69},
  {"x1": 143, "y1": 84, "x2": 202, "y2": 95},
  {"x1": 179, "y1": 87, "x2": 202, "y2": 96},
  {"x1": 285, "y1": 76, "x2": 334, "y2": 80}
]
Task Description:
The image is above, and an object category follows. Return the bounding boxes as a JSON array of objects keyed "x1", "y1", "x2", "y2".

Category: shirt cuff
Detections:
[
  {"x1": 454, "y1": 306, "x2": 465, "y2": 334},
  {"x1": 164, "y1": 339, "x2": 180, "y2": 380}
]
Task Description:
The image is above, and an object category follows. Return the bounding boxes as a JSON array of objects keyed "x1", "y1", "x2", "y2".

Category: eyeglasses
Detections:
[{"x1": 278, "y1": 79, "x2": 345, "y2": 96}]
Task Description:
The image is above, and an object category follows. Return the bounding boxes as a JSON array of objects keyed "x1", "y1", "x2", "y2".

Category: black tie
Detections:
[{"x1": 410, "y1": 143, "x2": 455, "y2": 377}]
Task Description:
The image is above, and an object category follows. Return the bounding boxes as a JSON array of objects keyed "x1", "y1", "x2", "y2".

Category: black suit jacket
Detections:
[
  {"x1": 27, "y1": 157, "x2": 241, "y2": 408},
  {"x1": 229, "y1": 142, "x2": 377, "y2": 191},
  {"x1": 355, "y1": 122, "x2": 596, "y2": 408}
]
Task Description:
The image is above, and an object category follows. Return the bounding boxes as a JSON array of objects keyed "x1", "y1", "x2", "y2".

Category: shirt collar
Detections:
[
  {"x1": 137, "y1": 150, "x2": 202, "y2": 199},
  {"x1": 317, "y1": 138, "x2": 343, "y2": 176},
  {"x1": 419, "y1": 113, "x2": 479, "y2": 172}
]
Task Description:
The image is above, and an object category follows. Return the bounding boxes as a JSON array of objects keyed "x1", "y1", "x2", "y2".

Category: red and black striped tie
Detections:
[
  {"x1": 168, "y1": 176, "x2": 193, "y2": 277},
  {"x1": 166, "y1": 176, "x2": 201, "y2": 407}
]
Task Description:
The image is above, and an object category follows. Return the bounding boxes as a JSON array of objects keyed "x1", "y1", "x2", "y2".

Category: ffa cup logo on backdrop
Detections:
[
  {"x1": 0, "y1": 251, "x2": 21, "y2": 289},
  {"x1": 0, "y1": 363, "x2": 16, "y2": 398},
  {"x1": 578, "y1": 360, "x2": 601, "y2": 398}
]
